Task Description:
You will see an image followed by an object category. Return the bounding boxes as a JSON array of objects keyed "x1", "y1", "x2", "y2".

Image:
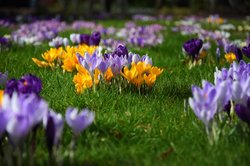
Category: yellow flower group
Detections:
[
  {"x1": 32, "y1": 44, "x2": 96, "y2": 72},
  {"x1": 73, "y1": 64, "x2": 114, "y2": 94},
  {"x1": 121, "y1": 62, "x2": 163, "y2": 87}
]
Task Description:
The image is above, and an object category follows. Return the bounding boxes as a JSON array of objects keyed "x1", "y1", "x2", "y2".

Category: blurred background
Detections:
[{"x1": 0, "y1": 0, "x2": 250, "y2": 19}]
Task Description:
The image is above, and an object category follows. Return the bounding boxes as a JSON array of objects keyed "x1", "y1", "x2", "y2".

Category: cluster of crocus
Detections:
[
  {"x1": 0, "y1": 19, "x2": 13, "y2": 28},
  {"x1": 0, "y1": 74, "x2": 95, "y2": 164},
  {"x1": 189, "y1": 60, "x2": 250, "y2": 144},
  {"x1": 206, "y1": 15, "x2": 225, "y2": 24},
  {"x1": 70, "y1": 31, "x2": 101, "y2": 46},
  {"x1": 11, "y1": 20, "x2": 67, "y2": 45},
  {"x1": 73, "y1": 44, "x2": 163, "y2": 93},
  {"x1": 49, "y1": 36, "x2": 69, "y2": 48},
  {"x1": 70, "y1": 20, "x2": 97, "y2": 30},
  {"x1": 32, "y1": 44, "x2": 97, "y2": 72},
  {"x1": 116, "y1": 22, "x2": 164, "y2": 47}
]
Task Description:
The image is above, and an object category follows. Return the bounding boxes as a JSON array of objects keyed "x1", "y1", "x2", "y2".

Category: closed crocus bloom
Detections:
[
  {"x1": 43, "y1": 111, "x2": 64, "y2": 147},
  {"x1": 189, "y1": 80, "x2": 218, "y2": 125},
  {"x1": 150, "y1": 67, "x2": 163, "y2": 77},
  {"x1": 235, "y1": 104, "x2": 250, "y2": 125},
  {"x1": 143, "y1": 74, "x2": 156, "y2": 87},
  {"x1": 5, "y1": 79, "x2": 18, "y2": 96},
  {"x1": 183, "y1": 38, "x2": 203, "y2": 58},
  {"x1": 242, "y1": 44, "x2": 250, "y2": 58},
  {"x1": 104, "y1": 67, "x2": 113, "y2": 82},
  {"x1": 135, "y1": 62, "x2": 151, "y2": 75},
  {"x1": 89, "y1": 31, "x2": 101, "y2": 46},
  {"x1": 121, "y1": 65, "x2": 138, "y2": 81},
  {"x1": 80, "y1": 34, "x2": 90, "y2": 45},
  {"x1": 112, "y1": 44, "x2": 128, "y2": 57},
  {"x1": 132, "y1": 54, "x2": 140, "y2": 64},
  {"x1": 66, "y1": 107, "x2": 94, "y2": 135},
  {"x1": 17, "y1": 74, "x2": 42, "y2": 95}
]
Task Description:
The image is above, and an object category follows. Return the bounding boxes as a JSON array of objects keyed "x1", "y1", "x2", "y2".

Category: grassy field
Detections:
[{"x1": 0, "y1": 19, "x2": 250, "y2": 165}]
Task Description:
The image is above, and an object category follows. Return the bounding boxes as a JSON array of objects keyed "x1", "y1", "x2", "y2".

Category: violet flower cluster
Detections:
[
  {"x1": 116, "y1": 22, "x2": 164, "y2": 47},
  {"x1": 70, "y1": 31, "x2": 101, "y2": 46},
  {"x1": 11, "y1": 20, "x2": 67, "y2": 45},
  {"x1": 189, "y1": 60, "x2": 250, "y2": 143},
  {"x1": 0, "y1": 74, "x2": 95, "y2": 163},
  {"x1": 49, "y1": 36, "x2": 69, "y2": 48}
]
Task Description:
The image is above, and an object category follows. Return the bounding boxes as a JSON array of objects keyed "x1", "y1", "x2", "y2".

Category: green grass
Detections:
[{"x1": 0, "y1": 19, "x2": 250, "y2": 165}]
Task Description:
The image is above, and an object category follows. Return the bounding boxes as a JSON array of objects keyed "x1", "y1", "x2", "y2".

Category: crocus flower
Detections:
[
  {"x1": 5, "y1": 79, "x2": 18, "y2": 96},
  {"x1": 89, "y1": 31, "x2": 101, "y2": 46},
  {"x1": 44, "y1": 110, "x2": 64, "y2": 149},
  {"x1": 77, "y1": 52, "x2": 102, "y2": 73},
  {"x1": 112, "y1": 44, "x2": 128, "y2": 57},
  {"x1": 49, "y1": 36, "x2": 69, "y2": 48},
  {"x1": 80, "y1": 34, "x2": 90, "y2": 45},
  {"x1": 1, "y1": 92, "x2": 48, "y2": 145},
  {"x1": 189, "y1": 80, "x2": 218, "y2": 126},
  {"x1": 235, "y1": 103, "x2": 250, "y2": 125},
  {"x1": 225, "y1": 44, "x2": 242, "y2": 62},
  {"x1": 183, "y1": 38, "x2": 203, "y2": 59},
  {"x1": 17, "y1": 74, "x2": 42, "y2": 95},
  {"x1": 70, "y1": 33, "x2": 81, "y2": 45},
  {"x1": 242, "y1": 44, "x2": 250, "y2": 58},
  {"x1": 65, "y1": 107, "x2": 94, "y2": 135}
]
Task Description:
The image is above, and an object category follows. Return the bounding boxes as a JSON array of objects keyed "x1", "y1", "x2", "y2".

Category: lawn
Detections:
[{"x1": 0, "y1": 18, "x2": 249, "y2": 165}]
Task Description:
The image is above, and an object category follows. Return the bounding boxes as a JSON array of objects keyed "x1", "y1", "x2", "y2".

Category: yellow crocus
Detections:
[
  {"x1": 73, "y1": 72, "x2": 93, "y2": 93},
  {"x1": 144, "y1": 74, "x2": 156, "y2": 87},
  {"x1": 121, "y1": 65, "x2": 138, "y2": 81},
  {"x1": 32, "y1": 58, "x2": 50, "y2": 68},
  {"x1": 104, "y1": 67, "x2": 113, "y2": 82},
  {"x1": 135, "y1": 62, "x2": 151, "y2": 75},
  {"x1": 225, "y1": 53, "x2": 236, "y2": 63},
  {"x1": 150, "y1": 67, "x2": 163, "y2": 77},
  {"x1": 132, "y1": 75, "x2": 144, "y2": 87}
]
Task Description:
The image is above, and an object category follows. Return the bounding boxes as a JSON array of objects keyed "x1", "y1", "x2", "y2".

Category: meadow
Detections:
[{"x1": 0, "y1": 17, "x2": 250, "y2": 165}]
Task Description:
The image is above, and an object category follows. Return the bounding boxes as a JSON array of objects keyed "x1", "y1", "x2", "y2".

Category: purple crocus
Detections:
[
  {"x1": 235, "y1": 103, "x2": 250, "y2": 125},
  {"x1": 65, "y1": 107, "x2": 94, "y2": 135},
  {"x1": 225, "y1": 44, "x2": 243, "y2": 62},
  {"x1": 17, "y1": 74, "x2": 42, "y2": 95},
  {"x1": 183, "y1": 38, "x2": 203, "y2": 59},
  {"x1": 89, "y1": 31, "x2": 101, "y2": 46},
  {"x1": 1, "y1": 92, "x2": 48, "y2": 145},
  {"x1": 5, "y1": 79, "x2": 18, "y2": 96},
  {"x1": 112, "y1": 44, "x2": 128, "y2": 57},
  {"x1": 77, "y1": 52, "x2": 102, "y2": 73},
  {"x1": 80, "y1": 34, "x2": 90, "y2": 45},
  {"x1": 242, "y1": 44, "x2": 250, "y2": 58},
  {"x1": 43, "y1": 110, "x2": 64, "y2": 150},
  {"x1": 189, "y1": 80, "x2": 218, "y2": 125}
]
